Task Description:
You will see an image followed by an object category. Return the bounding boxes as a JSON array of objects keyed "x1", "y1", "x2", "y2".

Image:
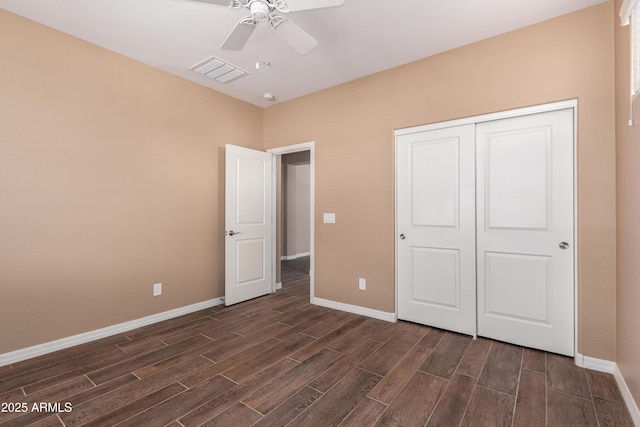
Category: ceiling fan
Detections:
[{"x1": 189, "y1": 0, "x2": 344, "y2": 55}]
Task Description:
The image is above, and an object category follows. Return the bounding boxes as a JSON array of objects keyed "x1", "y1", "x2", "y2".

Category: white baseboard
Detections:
[
  {"x1": 0, "y1": 298, "x2": 224, "y2": 367},
  {"x1": 574, "y1": 352, "x2": 616, "y2": 373},
  {"x1": 274, "y1": 282, "x2": 282, "y2": 290},
  {"x1": 614, "y1": 364, "x2": 640, "y2": 426},
  {"x1": 311, "y1": 297, "x2": 397, "y2": 323},
  {"x1": 281, "y1": 252, "x2": 310, "y2": 261},
  {"x1": 574, "y1": 353, "x2": 639, "y2": 426}
]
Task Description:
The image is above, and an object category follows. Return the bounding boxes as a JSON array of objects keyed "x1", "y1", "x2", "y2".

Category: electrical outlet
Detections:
[
  {"x1": 153, "y1": 283, "x2": 162, "y2": 296},
  {"x1": 359, "y1": 278, "x2": 366, "y2": 290}
]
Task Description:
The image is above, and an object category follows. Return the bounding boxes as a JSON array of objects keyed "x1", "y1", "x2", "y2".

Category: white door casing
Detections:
[
  {"x1": 396, "y1": 124, "x2": 477, "y2": 336},
  {"x1": 476, "y1": 109, "x2": 574, "y2": 356},
  {"x1": 225, "y1": 144, "x2": 273, "y2": 306}
]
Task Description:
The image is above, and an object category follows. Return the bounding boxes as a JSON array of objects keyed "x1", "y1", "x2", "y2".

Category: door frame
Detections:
[
  {"x1": 395, "y1": 99, "x2": 578, "y2": 358},
  {"x1": 267, "y1": 141, "x2": 315, "y2": 302}
]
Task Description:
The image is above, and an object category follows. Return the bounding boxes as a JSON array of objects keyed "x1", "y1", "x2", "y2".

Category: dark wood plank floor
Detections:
[{"x1": 0, "y1": 257, "x2": 634, "y2": 426}]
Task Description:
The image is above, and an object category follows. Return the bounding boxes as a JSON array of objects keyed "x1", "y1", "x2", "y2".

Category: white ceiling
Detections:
[{"x1": 0, "y1": 0, "x2": 607, "y2": 107}]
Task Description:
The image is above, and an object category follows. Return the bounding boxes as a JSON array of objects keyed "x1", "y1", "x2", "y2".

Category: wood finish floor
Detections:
[{"x1": 0, "y1": 257, "x2": 634, "y2": 426}]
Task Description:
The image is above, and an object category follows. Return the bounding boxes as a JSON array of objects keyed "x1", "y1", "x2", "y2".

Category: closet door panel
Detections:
[
  {"x1": 397, "y1": 125, "x2": 476, "y2": 336},
  {"x1": 476, "y1": 109, "x2": 574, "y2": 356}
]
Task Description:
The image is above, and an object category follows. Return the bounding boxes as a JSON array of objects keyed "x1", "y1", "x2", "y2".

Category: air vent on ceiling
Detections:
[{"x1": 191, "y1": 56, "x2": 248, "y2": 84}]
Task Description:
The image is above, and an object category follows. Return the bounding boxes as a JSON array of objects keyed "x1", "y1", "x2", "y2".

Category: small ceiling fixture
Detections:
[
  {"x1": 262, "y1": 93, "x2": 276, "y2": 101},
  {"x1": 191, "y1": 56, "x2": 248, "y2": 83}
]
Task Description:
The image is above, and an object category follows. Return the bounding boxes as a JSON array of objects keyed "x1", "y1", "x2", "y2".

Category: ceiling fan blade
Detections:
[
  {"x1": 272, "y1": 18, "x2": 318, "y2": 55},
  {"x1": 284, "y1": 0, "x2": 343, "y2": 12},
  {"x1": 221, "y1": 18, "x2": 256, "y2": 50},
  {"x1": 187, "y1": 0, "x2": 233, "y2": 6}
]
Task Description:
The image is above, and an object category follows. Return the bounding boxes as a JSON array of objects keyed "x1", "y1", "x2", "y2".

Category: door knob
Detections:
[
  {"x1": 228, "y1": 230, "x2": 241, "y2": 236},
  {"x1": 400, "y1": 234, "x2": 406, "y2": 240},
  {"x1": 559, "y1": 241, "x2": 569, "y2": 249}
]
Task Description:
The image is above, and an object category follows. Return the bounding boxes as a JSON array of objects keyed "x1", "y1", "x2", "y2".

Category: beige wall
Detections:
[
  {"x1": 0, "y1": 9, "x2": 262, "y2": 354},
  {"x1": 263, "y1": 3, "x2": 617, "y2": 360},
  {"x1": 615, "y1": 0, "x2": 640, "y2": 408}
]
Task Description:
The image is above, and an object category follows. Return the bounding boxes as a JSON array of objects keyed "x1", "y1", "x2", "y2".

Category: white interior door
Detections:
[
  {"x1": 397, "y1": 125, "x2": 477, "y2": 336},
  {"x1": 476, "y1": 109, "x2": 574, "y2": 356},
  {"x1": 225, "y1": 144, "x2": 273, "y2": 306}
]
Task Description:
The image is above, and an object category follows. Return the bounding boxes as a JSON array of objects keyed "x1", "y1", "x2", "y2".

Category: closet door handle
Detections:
[
  {"x1": 227, "y1": 230, "x2": 241, "y2": 236},
  {"x1": 559, "y1": 241, "x2": 569, "y2": 249},
  {"x1": 400, "y1": 234, "x2": 406, "y2": 240}
]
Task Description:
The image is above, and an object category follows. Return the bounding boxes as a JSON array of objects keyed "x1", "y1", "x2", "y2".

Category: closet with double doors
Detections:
[{"x1": 396, "y1": 102, "x2": 575, "y2": 356}]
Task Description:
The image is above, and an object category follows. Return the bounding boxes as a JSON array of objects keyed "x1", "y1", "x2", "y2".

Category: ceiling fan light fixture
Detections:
[{"x1": 249, "y1": 1, "x2": 271, "y2": 20}]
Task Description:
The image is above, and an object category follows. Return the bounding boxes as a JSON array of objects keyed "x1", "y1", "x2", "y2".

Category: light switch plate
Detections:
[{"x1": 323, "y1": 213, "x2": 336, "y2": 224}]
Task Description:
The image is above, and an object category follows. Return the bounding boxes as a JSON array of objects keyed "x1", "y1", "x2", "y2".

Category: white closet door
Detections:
[
  {"x1": 476, "y1": 109, "x2": 574, "y2": 356},
  {"x1": 397, "y1": 125, "x2": 476, "y2": 336}
]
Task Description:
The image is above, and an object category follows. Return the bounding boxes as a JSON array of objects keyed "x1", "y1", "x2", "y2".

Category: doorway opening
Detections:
[{"x1": 268, "y1": 142, "x2": 315, "y2": 302}]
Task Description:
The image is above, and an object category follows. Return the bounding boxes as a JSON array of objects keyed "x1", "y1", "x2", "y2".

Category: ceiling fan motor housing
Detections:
[{"x1": 248, "y1": 0, "x2": 272, "y2": 20}]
